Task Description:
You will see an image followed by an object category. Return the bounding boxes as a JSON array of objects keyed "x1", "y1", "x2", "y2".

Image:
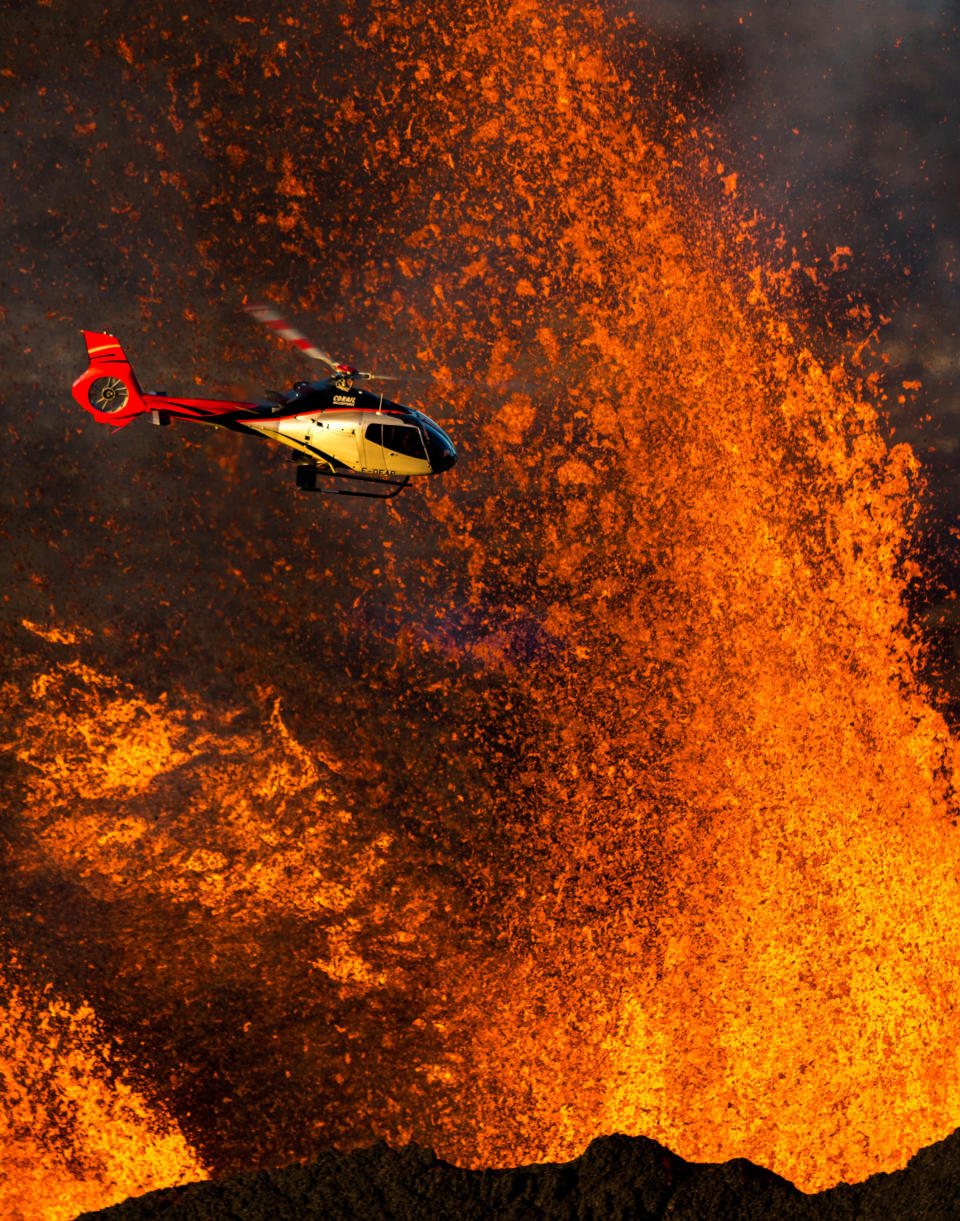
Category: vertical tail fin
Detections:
[{"x1": 71, "y1": 332, "x2": 147, "y2": 428}]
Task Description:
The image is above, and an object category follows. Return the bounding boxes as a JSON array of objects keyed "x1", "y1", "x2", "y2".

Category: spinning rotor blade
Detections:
[
  {"x1": 243, "y1": 302, "x2": 400, "y2": 382},
  {"x1": 243, "y1": 302, "x2": 338, "y2": 369},
  {"x1": 351, "y1": 369, "x2": 403, "y2": 382}
]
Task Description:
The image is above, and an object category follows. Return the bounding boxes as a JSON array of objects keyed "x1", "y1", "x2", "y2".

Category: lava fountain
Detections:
[
  {"x1": 3, "y1": 0, "x2": 959, "y2": 1216},
  {"x1": 0, "y1": 955, "x2": 201, "y2": 1221}
]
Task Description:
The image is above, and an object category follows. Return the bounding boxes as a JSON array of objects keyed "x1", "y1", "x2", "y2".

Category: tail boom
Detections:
[{"x1": 72, "y1": 332, "x2": 259, "y2": 429}]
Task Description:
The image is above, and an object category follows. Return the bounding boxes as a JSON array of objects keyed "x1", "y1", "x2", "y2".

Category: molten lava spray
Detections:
[
  {"x1": 4, "y1": 0, "x2": 959, "y2": 1215},
  {"x1": 0, "y1": 958, "x2": 201, "y2": 1220}
]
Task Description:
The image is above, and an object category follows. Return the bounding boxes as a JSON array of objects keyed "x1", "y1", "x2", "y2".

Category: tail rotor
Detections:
[
  {"x1": 87, "y1": 375, "x2": 130, "y2": 413},
  {"x1": 71, "y1": 333, "x2": 146, "y2": 428}
]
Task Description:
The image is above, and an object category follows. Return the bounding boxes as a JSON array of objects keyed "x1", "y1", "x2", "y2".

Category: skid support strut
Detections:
[{"x1": 296, "y1": 464, "x2": 409, "y2": 500}]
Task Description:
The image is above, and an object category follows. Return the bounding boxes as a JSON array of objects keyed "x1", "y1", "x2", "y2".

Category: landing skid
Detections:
[{"x1": 296, "y1": 464, "x2": 409, "y2": 500}]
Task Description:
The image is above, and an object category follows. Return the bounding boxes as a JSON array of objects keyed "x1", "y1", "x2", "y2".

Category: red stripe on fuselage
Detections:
[
  {"x1": 245, "y1": 410, "x2": 410, "y2": 424},
  {"x1": 246, "y1": 406, "x2": 413, "y2": 424},
  {"x1": 140, "y1": 391, "x2": 413, "y2": 427}
]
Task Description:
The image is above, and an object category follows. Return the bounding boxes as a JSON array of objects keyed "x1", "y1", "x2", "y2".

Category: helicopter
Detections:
[{"x1": 70, "y1": 304, "x2": 457, "y2": 499}]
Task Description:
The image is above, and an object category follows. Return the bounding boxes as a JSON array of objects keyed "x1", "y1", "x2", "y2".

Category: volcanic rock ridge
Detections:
[{"x1": 74, "y1": 1127, "x2": 960, "y2": 1220}]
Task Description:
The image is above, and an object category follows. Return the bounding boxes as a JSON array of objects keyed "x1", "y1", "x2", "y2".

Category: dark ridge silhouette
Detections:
[{"x1": 74, "y1": 1128, "x2": 960, "y2": 1220}]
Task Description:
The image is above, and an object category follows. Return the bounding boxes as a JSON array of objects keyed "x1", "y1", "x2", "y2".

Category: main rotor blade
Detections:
[
  {"x1": 243, "y1": 303, "x2": 338, "y2": 370},
  {"x1": 243, "y1": 303, "x2": 412, "y2": 384}
]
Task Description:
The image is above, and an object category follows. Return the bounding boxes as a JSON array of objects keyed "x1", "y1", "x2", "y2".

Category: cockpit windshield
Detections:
[{"x1": 416, "y1": 415, "x2": 457, "y2": 472}]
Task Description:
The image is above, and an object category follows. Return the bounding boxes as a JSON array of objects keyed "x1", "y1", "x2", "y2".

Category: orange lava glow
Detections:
[
  {"x1": 5, "y1": 0, "x2": 960, "y2": 1212},
  {"x1": 0, "y1": 963, "x2": 202, "y2": 1220},
  {"x1": 324, "y1": 2, "x2": 960, "y2": 1186}
]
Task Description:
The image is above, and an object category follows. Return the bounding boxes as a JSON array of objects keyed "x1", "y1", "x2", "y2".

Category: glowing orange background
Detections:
[{"x1": 3, "y1": 1, "x2": 958, "y2": 1217}]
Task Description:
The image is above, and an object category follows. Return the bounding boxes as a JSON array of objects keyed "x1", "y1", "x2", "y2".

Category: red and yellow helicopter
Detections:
[{"x1": 71, "y1": 305, "x2": 457, "y2": 499}]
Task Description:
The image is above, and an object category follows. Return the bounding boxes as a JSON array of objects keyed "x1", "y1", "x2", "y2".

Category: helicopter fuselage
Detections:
[
  {"x1": 246, "y1": 382, "x2": 457, "y2": 479},
  {"x1": 71, "y1": 333, "x2": 456, "y2": 496}
]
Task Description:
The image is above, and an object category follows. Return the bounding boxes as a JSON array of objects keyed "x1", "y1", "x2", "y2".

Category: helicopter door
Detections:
[
  {"x1": 361, "y1": 421, "x2": 390, "y2": 474},
  {"x1": 362, "y1": 420, "x2": 429, "y2": 476},
  {"x1": 311, "y1": 412, "x2": 361, "y2": 469}
]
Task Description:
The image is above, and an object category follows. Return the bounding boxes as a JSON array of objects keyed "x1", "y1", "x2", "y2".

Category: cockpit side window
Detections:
[{"x1": 366, "y1": 422, "x2": 426, "y2": 459}]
